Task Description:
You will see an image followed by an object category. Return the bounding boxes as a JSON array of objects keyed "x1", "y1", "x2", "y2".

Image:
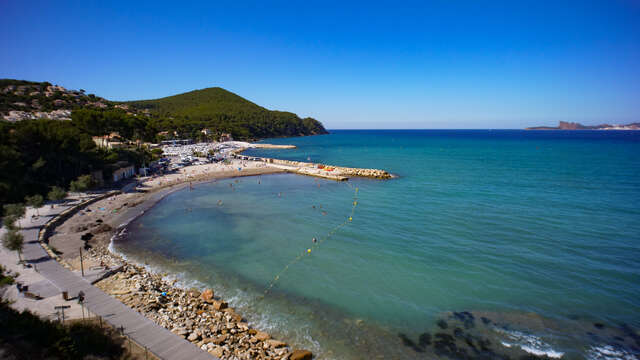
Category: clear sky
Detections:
[{"x1": 1, "y1": 1, "x2": 639, "y2": 129}]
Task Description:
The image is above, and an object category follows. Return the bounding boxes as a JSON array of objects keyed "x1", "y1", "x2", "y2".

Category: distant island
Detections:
[{"x1": 526, "y1": 121, "x2": 640, "y2": 130}]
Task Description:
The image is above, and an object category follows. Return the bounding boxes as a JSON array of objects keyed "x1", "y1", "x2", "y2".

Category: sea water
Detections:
[{"x1": 115, "y1": 130, "x2": 640, "y2": 359}]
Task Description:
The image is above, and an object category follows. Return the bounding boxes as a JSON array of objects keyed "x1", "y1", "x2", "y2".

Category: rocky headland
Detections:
[{"x1": 526, "y1": 121, "x2": 640, "y2": 130}]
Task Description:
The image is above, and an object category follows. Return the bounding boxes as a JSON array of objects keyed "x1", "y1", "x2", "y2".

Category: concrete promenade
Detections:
[{"x1": 9, "y1": 202, "x2": 215, "y2": 360}]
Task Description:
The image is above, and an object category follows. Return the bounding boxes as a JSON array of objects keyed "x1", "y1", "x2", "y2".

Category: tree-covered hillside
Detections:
[
  {"x1": 0, "y1": 79, "x2": 328, "y2": 209},
  {"x1": 123, "y1": 87, "x2": 327, "y2": 140}
]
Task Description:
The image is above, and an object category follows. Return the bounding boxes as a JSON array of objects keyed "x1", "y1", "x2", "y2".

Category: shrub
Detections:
[
  {"x1": 3, "y1": 203, "x2": 25, "y2": 219},
  {"x1": 2, "y1": 229, "x2": 24, "y2": 260},
  {"x1": 25, "y1": 194, "x2": 44, "y2": 215},
  {"x1": 0, "y1": 300, "x2": 126, "y2": 359},
  {"x1": 48, "y1": 186, "x2": 67, "y2": 202},
  {"x1": 69, "y1": 175, "x2": 96, "y2": 192}
]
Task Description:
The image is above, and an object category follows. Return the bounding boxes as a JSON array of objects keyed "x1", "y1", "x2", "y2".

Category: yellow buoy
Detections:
[
  {"x1": 348, "y1": 217, "x2": 353, "y2": 221},
  {"x1": 307, "y1": 248, "x2": 311, "y2": 253}
]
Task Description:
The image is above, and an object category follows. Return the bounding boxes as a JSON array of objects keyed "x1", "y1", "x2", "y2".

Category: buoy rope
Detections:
[{"x1": 262, "y1": 185, "x2": 359, "y2": 296}]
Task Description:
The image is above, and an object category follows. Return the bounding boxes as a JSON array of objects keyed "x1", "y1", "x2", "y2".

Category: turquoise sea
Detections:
[{"x1": 115, "y1": 130, "x2": 640, "y2": 359}]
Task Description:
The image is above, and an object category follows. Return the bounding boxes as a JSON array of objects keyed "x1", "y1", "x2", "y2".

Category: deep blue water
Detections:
[{"x1": 116, "y1": 130, "x2": 640, "y2": 359}]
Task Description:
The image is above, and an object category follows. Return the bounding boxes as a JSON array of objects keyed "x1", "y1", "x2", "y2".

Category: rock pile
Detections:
[
  {"x1": 330, "y1": 166, "x2": 392, "y2": 179},
  {"x1": 91, "y1": 248, "x2": 312, "y2": 360},
  {"x1": 254, "y1": 157, "x2": 393, "y2": 180}
]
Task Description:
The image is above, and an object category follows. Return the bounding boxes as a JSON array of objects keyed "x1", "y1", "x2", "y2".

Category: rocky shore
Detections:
[
  {"x1": 41, "y1": 166, "x2": 315, "y2": 360},
  {"x1": 36, "y1": 155, "x2": 390, "y2": 360},
  {"x1": 87, "y1": 244, "x2": 312, "y2": 360}
]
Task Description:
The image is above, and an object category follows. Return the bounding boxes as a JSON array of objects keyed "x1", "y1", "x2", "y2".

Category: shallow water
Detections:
[{"x1": 115, "y1": 130, "x2": 640, "y2": 359}]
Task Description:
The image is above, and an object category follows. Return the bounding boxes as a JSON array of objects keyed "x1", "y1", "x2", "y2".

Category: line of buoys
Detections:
[{"x1": 263, "y1": 186, "x2": 359, "y2": 296}]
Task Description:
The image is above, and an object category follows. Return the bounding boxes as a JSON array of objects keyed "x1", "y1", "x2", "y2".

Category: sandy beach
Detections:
[{"x1": 49, "y1": 159, "x2": 285, "y2": 267}]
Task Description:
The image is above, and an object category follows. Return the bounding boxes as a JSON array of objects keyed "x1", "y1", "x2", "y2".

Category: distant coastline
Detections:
[{"x1": 526, "y1": 121, "x2": 640, "y2": 130}]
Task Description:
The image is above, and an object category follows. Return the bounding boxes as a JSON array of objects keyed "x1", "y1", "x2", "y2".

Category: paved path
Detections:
[{"x1": 14, "y1": 203, "x2": 215, "y2": 360}]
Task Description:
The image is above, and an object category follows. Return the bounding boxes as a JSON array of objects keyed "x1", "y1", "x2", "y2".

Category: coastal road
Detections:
[{"x1": 15, "y1": 203, "x2": 216, "y2": 360}]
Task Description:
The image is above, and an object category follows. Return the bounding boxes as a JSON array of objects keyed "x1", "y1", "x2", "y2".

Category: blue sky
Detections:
[{"x1": 1, "y1": 1, "x2": 639, "y2": 129}]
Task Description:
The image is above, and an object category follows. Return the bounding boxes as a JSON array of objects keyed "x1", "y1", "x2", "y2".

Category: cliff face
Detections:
[{"x1": 558, "y1": 121, "x2": 587, "y2": 130}]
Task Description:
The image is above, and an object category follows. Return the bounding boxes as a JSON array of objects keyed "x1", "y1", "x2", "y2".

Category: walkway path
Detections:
[{"x1": 12, "y1": 202, "x2": 215, "y2": 360}]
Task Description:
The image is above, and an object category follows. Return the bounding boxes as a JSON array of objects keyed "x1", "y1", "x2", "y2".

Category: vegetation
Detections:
[
  {"x1": 2, "y1": 203, "x2": 25, "y2": 230},
  {"x1": 25, "y1": 194, "x2": 44, "y2": 215},
  {"x1": 0, "y1": 119, "x2": 152, "y2": 210},
  {"x1": 71, "y1": 108, "x2": 155, "y2": 140},
  {"x1": 3, "y1": 203, "x2": 26, "y2": 220},
  {"x1": 2, "y1": 216, "x2": 16, "y2": 230},
  {"x1": 123, "y1": 87, "x2": 327, "y2": 140},
  {"x1": 1, "y1": 79, "x2": 327, "y2": 213},
  {"x1": 0, "y1": 300, "x2": 132, "y2": 359},
  {"x1": 48, "y1": 186, "x2": 67, "y2": 202},
  {"x1": 0, "y1": 265, "x2": 15, "y2": 286},
  {"x1": 2, "y1": 229, "x2": 24, "y2": 261},
  {"x1": 69, "y1": 174, "x2": 96, "y2": 193}
]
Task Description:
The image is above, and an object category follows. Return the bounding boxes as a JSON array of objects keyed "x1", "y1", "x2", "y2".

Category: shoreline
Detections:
[
  {"x1": 40, "y1": 159, "x2": 315, "y2": 360},
  {"x1": 24, "y1": 146, "x2": 395, "y2": 359}
]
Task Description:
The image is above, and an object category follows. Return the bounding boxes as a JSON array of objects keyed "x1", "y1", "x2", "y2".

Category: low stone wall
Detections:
[{"x1": 38, "y1": 191, "x2": 121, "y2": 263}]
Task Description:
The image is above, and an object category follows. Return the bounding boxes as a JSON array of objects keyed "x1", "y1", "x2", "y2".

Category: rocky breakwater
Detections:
[
  {"x1": 328, "y1": 165, "x2": 393, "y2": 179},
  {"x1": 251, "y1": 144, "x2": 297, "y2": 149},
  {"x1": 265, "y1": 158, "x2": 393, "y2": 180},
  {"x1": 95, "y1": 262, "x2": 312, "y2": 360}
]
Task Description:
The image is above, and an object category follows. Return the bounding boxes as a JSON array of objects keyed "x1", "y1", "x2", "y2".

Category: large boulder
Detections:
[
  {"x1": 171, "y1": 327, "x2": 189, "y2": 337},
  {"x1": 212, "y1": 300, "x2": 227, "y2": 310},
  {"x1": 254, "y1": 331, "x2": 270, "y2": 341},
  {"x1": 209, "y1": 347, "x2": 224, "y2": 358},
  {"x1": 201, "y1": 288, "x2": 214, "y2": 303},
  {"x1": 187, "y1": 332, "x2": 200, "y2": 342},
  {"x1": 290, "y1": 349, "x2": 313, "y2": 360},
  {"x1": 265, "y1": 339, "x2": 286, "y2": 348}
]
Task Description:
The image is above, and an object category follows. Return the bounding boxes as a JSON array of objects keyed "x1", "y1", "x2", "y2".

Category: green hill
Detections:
[
  {"x1": 123, "y1": 87, "x2": 327, "y2": 140},
  {"x1": 1, "y1": 80, "x2": 328, "y2": 207}
]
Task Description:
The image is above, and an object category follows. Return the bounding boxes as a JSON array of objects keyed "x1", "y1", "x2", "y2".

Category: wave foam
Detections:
[
  {"x1": 587, "y1": 345, "x2": 639, "y2": 360},
  {"x1": 497, "y1": 328, "x2": 564, "y2": 358}
]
